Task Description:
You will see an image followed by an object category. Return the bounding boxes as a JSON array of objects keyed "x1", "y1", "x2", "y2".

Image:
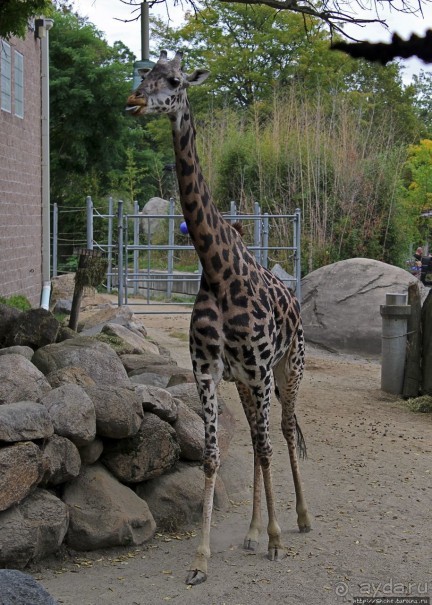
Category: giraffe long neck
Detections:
[{"x1": 170, "y1": 102, "x2": 239, "y2": 282}]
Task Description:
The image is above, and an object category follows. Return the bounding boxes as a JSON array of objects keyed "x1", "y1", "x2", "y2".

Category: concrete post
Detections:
[{"x1": 380, "y1": 293, "x2": 411, "y2": 394}]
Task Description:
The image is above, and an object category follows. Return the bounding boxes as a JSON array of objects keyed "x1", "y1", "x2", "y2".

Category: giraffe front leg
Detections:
[
  {"x1": 186, "y1": 474, "x2": 217, "y2": 585},
  {"x1": 261, "y1": 462, "x2": 286, "y2": 561}
]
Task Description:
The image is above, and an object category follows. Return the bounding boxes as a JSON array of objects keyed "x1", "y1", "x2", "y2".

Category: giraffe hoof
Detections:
[
  {"x1": 268, "y1": 547, "x2": 286, "y2": 562},
  {"x1": 243, "y1": 538, "x2": 259, "y2": 552},
  {"x1": 299, "y1": 524, "x2": 311, "y2": 533},
  {"x1": 185, "y1": 570, "x2": 207, "y2": 586}
]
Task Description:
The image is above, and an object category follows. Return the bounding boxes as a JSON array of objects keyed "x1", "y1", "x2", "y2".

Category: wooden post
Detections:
[
  {"x1": 69, "y1": 249, "x2": 107, "y2": 332},
  {"x1": 402, "y1": 282, "x2": 422, "y2": 398},
  {"x1": 421, "y1": 290, "x2": 432, "y2": 395}
]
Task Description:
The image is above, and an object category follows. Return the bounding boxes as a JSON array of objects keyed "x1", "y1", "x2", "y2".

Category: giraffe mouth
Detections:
[{"x1": 125, "y1": 105, "x2": 144, "y2": 116}]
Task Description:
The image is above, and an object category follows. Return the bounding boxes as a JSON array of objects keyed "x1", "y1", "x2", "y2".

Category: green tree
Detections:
[{"x1": 0, "y1": 0, "x2": 50, "y2": 39}]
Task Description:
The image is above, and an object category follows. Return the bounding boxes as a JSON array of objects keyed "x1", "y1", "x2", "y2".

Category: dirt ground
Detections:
[{"x1": 34, "y1": 304, "x2": 432, "y2": 605}]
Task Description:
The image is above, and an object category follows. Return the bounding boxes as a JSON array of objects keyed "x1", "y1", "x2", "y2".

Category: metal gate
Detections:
[{"x1": 53, "y1": 197, "x2": 302, "y2": 314}]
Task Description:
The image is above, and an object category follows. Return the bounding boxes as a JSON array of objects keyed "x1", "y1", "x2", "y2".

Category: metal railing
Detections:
[{"x1": 52, "y1": 197, "x2": 302, "y2": 313}]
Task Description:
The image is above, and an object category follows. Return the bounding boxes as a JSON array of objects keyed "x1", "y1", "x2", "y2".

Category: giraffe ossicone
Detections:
[{"x1": 126, "y1": 50, "x2": 311, "y2": 586}]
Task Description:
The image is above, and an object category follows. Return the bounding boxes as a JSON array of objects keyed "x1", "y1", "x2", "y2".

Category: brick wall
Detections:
[{"x1": 0, "y1": 30, "x2": 42, "y2": 306}]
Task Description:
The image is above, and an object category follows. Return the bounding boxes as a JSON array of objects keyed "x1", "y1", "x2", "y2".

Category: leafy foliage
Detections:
[{"x1": 0, "y1": 0, "x2": 50, "y2": 39}]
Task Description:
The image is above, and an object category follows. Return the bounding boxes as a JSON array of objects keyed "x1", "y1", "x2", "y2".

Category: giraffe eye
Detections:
[{"x1": 168, "y1": 77, "x2": 181, "y2": 88}]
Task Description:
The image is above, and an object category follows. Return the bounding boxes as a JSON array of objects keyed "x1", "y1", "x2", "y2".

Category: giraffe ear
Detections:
[
  {"x1": 138, "y1": 67, "x2": 152, "y2": 79},
  {"x1": 186, "y1": 69, "x2": 210, "y2": 86}
]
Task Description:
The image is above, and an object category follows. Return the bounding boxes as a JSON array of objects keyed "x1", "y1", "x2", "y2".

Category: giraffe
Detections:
[{"x1": 126, "y1": 50, "x2": 311, "y2": 586}]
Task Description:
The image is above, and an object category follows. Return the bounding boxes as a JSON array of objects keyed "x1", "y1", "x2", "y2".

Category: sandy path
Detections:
[{"x1": 35, "y1": 303, "x2": 432, "y2": 605}]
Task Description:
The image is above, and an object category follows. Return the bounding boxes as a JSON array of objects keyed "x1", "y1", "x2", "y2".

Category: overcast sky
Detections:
[{"x1": 73, "y1": 0, "x2": 432, "y2": 81}]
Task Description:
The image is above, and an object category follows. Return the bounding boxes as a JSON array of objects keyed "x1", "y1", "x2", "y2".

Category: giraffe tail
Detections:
[{"x1": 295, "y1": 415, "x2": 307, "y2": 460}]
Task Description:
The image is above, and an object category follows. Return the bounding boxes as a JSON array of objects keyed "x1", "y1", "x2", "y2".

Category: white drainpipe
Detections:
[{"x1": 39, "y1": 17, "x2": 54, "y2": 310}]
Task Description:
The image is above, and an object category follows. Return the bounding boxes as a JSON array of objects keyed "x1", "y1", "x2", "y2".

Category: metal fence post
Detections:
[
  {"x1": 262, "y1": 213, "x2": 269, "y2": 268},
  {"x1": 133, "y1": 200, "x2": 140, "y2": 296},
  {"x1": 254, "y1": 202, "x2": 261, "y2": 264},
  {"x1": 52, "y1": 202, "x2": 58, "y2": 277},
  {"x1": 86, "y1": 196, "x2": 93, "y2": 250},
  {"x1": 167, "y1": 198, "x2": 175, "y2": 299},
  {"x1": 380, "y1": 293, "x2": 411, "y2": 394},
  {"x1": 230, "y1": 200, "x2": 237, "y2": 222},
  {"x1": 107, "y1": 196, "x2": 113, "y2": 293},
  {"x1": 294, "y1": 208, "x2": 301, "y2": 301},
  {"x1": 117, "y1": 200, "x2": 124, "y2": 307}
]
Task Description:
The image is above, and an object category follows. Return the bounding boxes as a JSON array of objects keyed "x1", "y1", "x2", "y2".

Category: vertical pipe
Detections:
[
  {"x1": 107, "y1": 196, "x2": 113, "y2": 293},
  {"x1": 124, "y1": 213, "x2": 129, "y2": 305},
  {"x1": 230, "y1": 200, "x2": 237, "y2": 222},
  {"x1": 294, "y1": 208, "x2": 301, "y2": 302},
  {"x1": 133, "y1": 200, "x2": 139, "y2": 295},
  {"x1": 254, "y1": 202, "x2": 261, "y2": 264},
  {"x1": 117, "y1": 200, "x2": 124, "y2": 307},
  {"x1": 167, "y1": 197, "x2": 175, "y2": 299},
  {"x1": 52, "y1": 203, "x2": 58, "y2": 278},
  {"x1": 141, "y1": 2, "x2": 150, "y2": 61},
  {"x1": 86, "y1": 196, "x2": 93, "y2": 250},
  {"x1": 262, "y1": 213, "x2": 269, "y2": 268},
  {"x1": 40, "y1": 18, "x2": 54, "y2": 309},
  {"x1": 380, "y1": 293, "x2": 411, "y2": 394}
]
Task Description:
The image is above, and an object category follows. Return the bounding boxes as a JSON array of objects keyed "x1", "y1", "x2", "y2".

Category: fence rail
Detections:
[{"x1": 52, "y1": 197, "x2": 302, "y2": 313}]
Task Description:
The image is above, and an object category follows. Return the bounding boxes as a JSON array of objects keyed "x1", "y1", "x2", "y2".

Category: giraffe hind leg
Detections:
[
  {"x1": 273, "y1": 330, "x2": 312, "y2": 533},
  {"x1": 236, "y1": 382, "x2": 262, "y2": 552}
]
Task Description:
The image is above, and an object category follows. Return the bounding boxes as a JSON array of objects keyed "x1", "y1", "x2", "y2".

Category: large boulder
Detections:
[
  {"x1": 78, "y1": 305, "x2": 134, "y2": 336},
  {"x1": 120, "y1": 352, "x2": 176, "y2": 374},
  {"x1": 172, "y1": 400, "x2": 204, "y2": 461},
  {"x1": 0, "y1": 354, "x2": 51, "y2": 405},
  {"x1": 134, "y1": 384, "x2": 178, "y2": 423},
  {"x1": 136, "y1": 463, "x2": 204, "y2": 531},
  {"x1": 4, "y1": 309, "x2": 60, "y2": 349},
  {"x1": 0, "y1": 303, "x2": 22, "y2": 346},
  {"x1": 140, "y1": 197, "x2": 170, "y2": 239},
  {"x1": 84, "y1": 385, "x2": 143, "y2": 439},
  {"x1": 0, "y1": 570, "x2": 58, "y2": 604},
  {"x1": 100, "y1": 323, "x2": 159, "y2": 355},
  {"x1": 0, "y1": 442, "x2": 47, "y2": 512},
  {"x1": 40, "y1": 384, "x2": 96, "y2": 447},
  {"x1": 0, "y1": 489, "x2": 68, "y2": 568},
  {"x1": 0, "y1": 401, "x2": 54, "y2": 442},
  {"x1": 45, "y1": 366, "x2": 96, "y2": 389},
  {"x1": 0, "y1": 345, "x2": 34, "y2": 360},
  {"x1": 42, "y1": 435, "x2": 81, "y2": 486},
  {"x1": 63, "y1": 464, "x2": 156, "y2": 550},
  {"x1": 101, "y1": 413, "x2": 180, "y2": 483},
  {"x1": 32, "y1": 337, "x2": 129, "y2": 386},
  {"x1": 301, "y1": 257, "x2": 429, "y2": 355}
]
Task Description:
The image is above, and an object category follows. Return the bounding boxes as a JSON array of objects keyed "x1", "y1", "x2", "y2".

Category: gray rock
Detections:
[
  {"x1": 53, "y1": 299, "x2": 72, "y2": 314},
  {"x1": 0, "y1": 354, "x2": 51, "y2": 405},
  {"x1": 301, "y1": 257, "x2": 429, "y2": 355},
  {"x1": 0, "y1": 345, "x2": 34, "y2": 360},
  {"x1": 136, "y1": 463, "x2": 204, "y2": 531},
  {"x1": 0, "y1": 442, "x2": 46, "y2": 512},
  {"x1": 101, "y1": 413, "x2": 180, "y2": 483},
  {"x1": 271, "y1": 263, "x2": 296, "y2": 290},
  {"x1": 78, "y1": 437, "x2": 104, "y2": 465},
  {"x1": 0, "y1": 570, "x2": 58, "y2": 604},
  {"x1": 0, "y1": 401, "x2": 54, "y2": 442},
  {"x1": 42, "y1": 435, "x2": 81, "y2": 486},
  {"x1": 63, "y1": 463, "x2": 156, "y2": 550},
  {"x1": 84, "y1": 385, "x2": 143, "y2": 439},
  {"x1": 140, "y1": 197, "x2": 170, "y2": 239},
  {"x1": 40, "y1": 384, "x2": 96, "y2": 447},
  {"x1": 0, "y1": 304, "x2": 22, "y2": 346},
  {"x1": 134, "y1": 384, "x2": 178, "y2": 423},
  {"x1": 45, "y1": 366, "x2": 96, "y2": 389},
  {"x1": 172, "y1": 400, "x2": 204, "y2": 461},
  {"x1": 129, "y1": 372, "x2": 169, "y2": 388},
  {"x1": 0, "y1": 489, "x2": 69, "y2": 568},
  {"x1": 78, "y1": 305, "x2": 134, "y2": 336},
  {"x1": 4, "y1": 308, "x2": 60, "y2": 350},
  {"x1": 167, "y1": 383, "x2": 203, "y2": 418},
  {"x1": 32, "y1": 336, "x2": 129, "y2": 386},
  {"x1": 100, "y1": 323, "x2": 159, "y2": 355},
  {"x1": 120, "y1": 352, "x2": 176, "y2": 374}
]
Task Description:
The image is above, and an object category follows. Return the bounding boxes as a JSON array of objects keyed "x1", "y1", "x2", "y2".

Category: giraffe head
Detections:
[{"x1": 126, "y1": 50, "x2": 209, "y2": 117}]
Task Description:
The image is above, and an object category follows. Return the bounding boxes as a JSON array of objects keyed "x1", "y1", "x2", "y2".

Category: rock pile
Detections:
[{"x1": 0, "y1": 300, "x2": 234, "y2": 569}]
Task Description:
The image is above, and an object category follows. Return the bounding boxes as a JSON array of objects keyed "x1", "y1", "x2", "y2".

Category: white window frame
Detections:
[
  {"x1": 1, "y1": 40, "x2": 12, "y2": 113},
  {"x1": 14, "y1": 50, "x2": 24, "y2": 118}
]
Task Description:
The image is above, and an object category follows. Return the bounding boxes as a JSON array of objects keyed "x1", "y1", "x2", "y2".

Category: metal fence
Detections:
[{"x1": 52, "y1": 197, "x2": 302, "y2": 313}]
